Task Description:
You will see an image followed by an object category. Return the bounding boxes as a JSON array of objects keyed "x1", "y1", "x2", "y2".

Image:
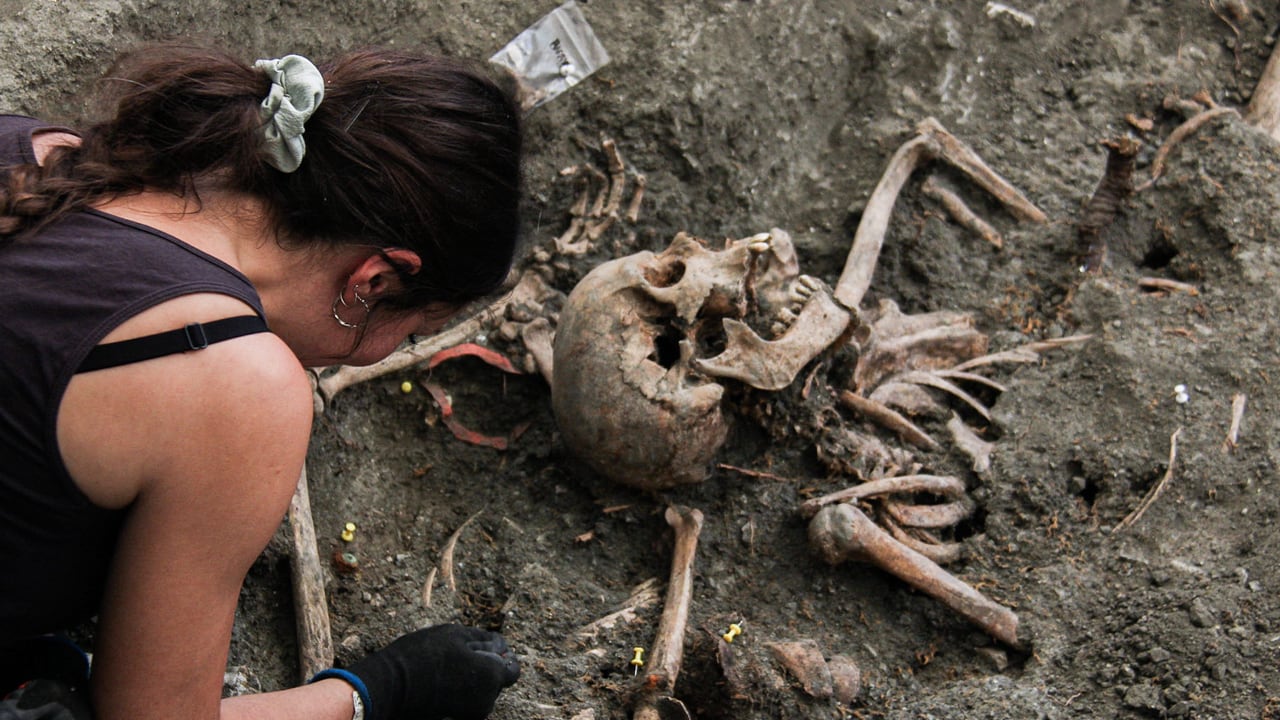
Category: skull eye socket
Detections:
[
  {"x1": 643, "y1": 259, "x2": 686, "y2": 288},
  {"x1": 650, "y1": 322, "x2": 683, "y2": 368}
]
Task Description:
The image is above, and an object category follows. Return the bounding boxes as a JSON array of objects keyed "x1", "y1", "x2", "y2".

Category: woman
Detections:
[{"x1": 0, "y1": 44, "x2": 523, "y2": 720}]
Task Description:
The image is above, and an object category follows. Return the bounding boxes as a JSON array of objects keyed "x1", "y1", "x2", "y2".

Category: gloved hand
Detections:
[{"x1": 330, "y1": 624, "x2": 520, "y2": 720}]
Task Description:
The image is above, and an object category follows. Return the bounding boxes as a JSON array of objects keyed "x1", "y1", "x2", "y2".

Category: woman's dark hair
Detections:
[{"x1": 0, "y1": 44, "x2": 523, "y2": 314}]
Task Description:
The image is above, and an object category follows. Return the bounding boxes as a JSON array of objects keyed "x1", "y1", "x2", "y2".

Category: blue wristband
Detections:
[{"x1": 309, "y1": 668, "x2": 373, "y2": 719}]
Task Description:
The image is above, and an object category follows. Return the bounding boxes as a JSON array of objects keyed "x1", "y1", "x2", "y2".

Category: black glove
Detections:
[{"x1": 325, "y1": 624, "x2": 520, "y2": 720}]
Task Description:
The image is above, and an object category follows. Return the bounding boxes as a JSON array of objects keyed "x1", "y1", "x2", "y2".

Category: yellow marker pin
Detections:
[
  {"x1": 630, "y1": 647, "x2": 645, "y2": 675},
  {"x1": 400, "y1": 380, "x2": 414, "y2": 394},
  {"x1": 722, "y1": 622, "x2": 743, "y2": 643},
  {"x1": 340, "y1": 522, "x2": 357, "y2": 543}
]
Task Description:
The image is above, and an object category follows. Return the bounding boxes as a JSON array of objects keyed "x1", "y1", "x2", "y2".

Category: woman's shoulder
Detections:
[{"x1": 58, "y1": 296, "x2": 312, "y2": 510}]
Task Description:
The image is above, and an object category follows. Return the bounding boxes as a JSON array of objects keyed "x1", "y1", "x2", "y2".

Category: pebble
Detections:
[
  {"x1": 1123, "y1": 682, "x2": 1165, "y2": 712},
  {"x1": 1188, "y1": 597, "x2": 1216, "y2": 628},
  {"x1": 1141, "y1": 646, "x2": 1171, "y2": 664},
  {"x1": 975, "y1": 646, "x2": 1009, "y2": 671}
]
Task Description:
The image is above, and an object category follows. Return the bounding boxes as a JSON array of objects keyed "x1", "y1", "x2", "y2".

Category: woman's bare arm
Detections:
[{"x1": 58, "y1": 321, "x2": 347, "y2": 720}]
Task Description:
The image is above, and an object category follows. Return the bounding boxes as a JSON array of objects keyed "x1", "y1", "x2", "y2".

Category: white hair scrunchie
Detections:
[{"x1": 254, "y1": 54, "x2": 325, "y2": 173}]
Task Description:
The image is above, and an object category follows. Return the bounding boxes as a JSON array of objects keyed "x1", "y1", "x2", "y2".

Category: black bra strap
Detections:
[{"x1": 77, "y1": 315, "x2": 270, "y2": 373}]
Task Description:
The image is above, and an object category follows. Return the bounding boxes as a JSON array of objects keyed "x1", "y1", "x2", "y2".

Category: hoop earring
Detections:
[{"x1": 332, "y1": 283, "x2": 371, "y2": 329}]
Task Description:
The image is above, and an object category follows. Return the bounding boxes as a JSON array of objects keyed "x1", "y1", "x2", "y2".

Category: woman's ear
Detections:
[
  {"x1": 349, "y1": 248, "x2": 423, "y2": 300},
  {"x1": 381, "y1": 248, "x2": 423, "y2": 277}
]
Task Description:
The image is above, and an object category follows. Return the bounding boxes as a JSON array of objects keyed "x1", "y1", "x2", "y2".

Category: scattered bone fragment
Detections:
[
  {"x1": 1224, "y1": 393, "x2": 1247, "y2": 452},
  {"x1": 766, "y1": 639, "x2": 833, "y2": 698},
  {"x1": 809, "y1": 503, "x2": 1022, "y2": 649},
  {"x1": 1115, "y1": 428, "x2": 1181, "y2": 531},
  {"x1": 1077, "y1": 137, "x2": 1141, "y2": 274},
  {"x1": 1125, "y1": 113, "x2": 1155, "y2": 132},
  {"x1": 984, "y1": 2, "x2": 1036, "y2": 27},
  {"x1": 420, "y1": 567, "x2": 438, "y2": 608},
  {"x1": 826, "y1": 654, "x2": 862, "y2": 705},
  {"x1": 575, "y1": 578, "x2": 662, "y2": 639},
  {"x1": 633, "y1": 507, "x2": 703, "y2": 720},
  {"x1": 975, "y1": 646, "x2": 1009, "y2": 672},
  {"x1": 1137, "y1": 107, "x2": 1239, "y2": 191},
  {"x1": 1138, "y1": 277, "x2": 1199, "y2": 295},
  {"x1": 423, "y1": 511, "x2": 482, "y2": 606}
]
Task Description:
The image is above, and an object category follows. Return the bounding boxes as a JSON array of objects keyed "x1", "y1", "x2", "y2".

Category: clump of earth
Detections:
[{"x1": 5, "y1": 1, "x2": 1279, "y2": 718}]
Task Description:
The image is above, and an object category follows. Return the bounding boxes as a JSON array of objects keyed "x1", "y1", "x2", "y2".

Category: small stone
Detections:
[
  {"x1": 1123, "y1": 682, "x2": 1165, "y2": 712},
  {"x1": 827, "y1": 654, "x2": 861, "y2": 705},
  {"x1": 1188, "y1": 597, "x2": 1216, "y2": 628},
  {"x1": 1068, "y1": 475, "x2": 1088, "y2": 495},
  {"x1": 975, "y1": 646, "x2": 1009, "y2": 671}
]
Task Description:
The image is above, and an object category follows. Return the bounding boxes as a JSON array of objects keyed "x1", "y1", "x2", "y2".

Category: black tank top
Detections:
[{"x1": 0, "y1": 115, "x2": 267, "y2": 642}]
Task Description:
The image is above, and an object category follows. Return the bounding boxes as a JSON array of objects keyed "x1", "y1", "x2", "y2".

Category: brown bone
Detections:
[
  {"x1": 809, "y1": 503, "x2": 1022, "y2": 649},
  {"x1": 633, "y1": 506, "x2": 704, "y2": 720},
  {"x1": 834, "y1": 117, "x2": 1046, "y2": 310}
]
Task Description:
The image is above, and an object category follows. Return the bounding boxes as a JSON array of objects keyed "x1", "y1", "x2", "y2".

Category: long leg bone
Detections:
[
  {"x1": 834, "y1": 117, "x2": 1047, "y2": 310},
  {"x1": 809, "y1": 503, "x2": 1022, "y2": 649},
  {"x1": 633, "y1": 506, "x2": 704, "y2": 720},
  {"x1": 288, "y1": 464, "x2": 334, "y2": 681}
]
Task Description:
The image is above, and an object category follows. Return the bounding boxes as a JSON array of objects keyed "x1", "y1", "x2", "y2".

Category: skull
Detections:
[{"x1": 551, "y1": 230, "x2": 853, "y2": 489}]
